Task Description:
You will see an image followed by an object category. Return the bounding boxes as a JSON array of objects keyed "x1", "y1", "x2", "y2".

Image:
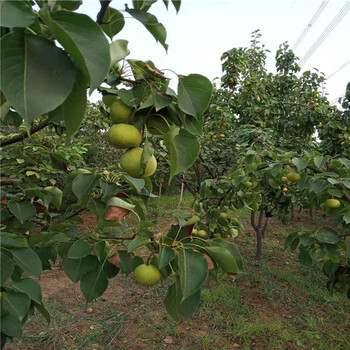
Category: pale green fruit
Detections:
[
  {"x1": 106, "y1": 124, "x2": 142, "y2": 149},
  {"x1": 325, "y1": 199, "x2": 341, "y2": 208},
  {"x1": 146, "y1": 115, "x2": 170, "y2": 135},
  {"x1": 192, "y1": 228, "x2": 198, "y2": 235},
  {"x1": 198, "y1": 230, "x2": 207, "y2": 237},
  {"x1": 281, "y1": 176, "x2": 288, "y2": 184},
  {"x1": 286, "y1": 172, "x2": 300, "y2": 182},
  {"x1": 219, "y1": 212, "x2": 228, "y2": 219},
  {"x1": 133, "y1": 264, "x2": 161, "y2": 286},
  {"x1": 244, "y1": 191, "x2": 253, "y2": 199},
  {"x1": 110, "y1": 100, "x2": 132, "y2": 124},
  {"x1": 244, "y1": 181, "x2": 253, "y2": 189},
  {"x1": 120, "y1": 147, "x2": 157, "y2": 178},
  {"x1": 213, "y1": 233, "x2": 221, "y2": 239}
]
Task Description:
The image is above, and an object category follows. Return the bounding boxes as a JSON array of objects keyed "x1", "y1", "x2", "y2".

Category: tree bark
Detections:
[
  {"x1": 251, "y1": 210, "x2": 265, "y2": 259},
  {"x1": 0, "y1": 119, "x2": 51, "y2": 147}
]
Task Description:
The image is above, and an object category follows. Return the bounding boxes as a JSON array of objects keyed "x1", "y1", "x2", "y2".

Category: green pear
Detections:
[
  {"x1": 110, "y1": 100, "x2": 132, "y2": 124},
  {"x1": 120, "y1": 147, "x2": 157, "y2": 178},
  {"x1": 325, "y1": 199, "x2": 341, "y2": 208},
  {"x1": 106, "y1": 124, "x2": 142, "y2": 149},
  {"x1": 286, "y1": 172, "x2": 300, "y2": 182},
  {"x1": 133, "y1": 264, "x2": 161, "y2": 286}
]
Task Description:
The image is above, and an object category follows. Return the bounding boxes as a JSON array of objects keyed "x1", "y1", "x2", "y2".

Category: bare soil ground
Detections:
[{"x1": 7, "y1": 200, "x2": 350, "y2": 350}]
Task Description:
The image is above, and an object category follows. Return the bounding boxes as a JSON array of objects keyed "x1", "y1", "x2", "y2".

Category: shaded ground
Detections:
[{"x1": 8, "y1": 194, "x2": 350, "y2": 350}]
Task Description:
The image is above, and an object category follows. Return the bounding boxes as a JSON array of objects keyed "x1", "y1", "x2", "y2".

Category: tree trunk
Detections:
[
  {"x1": 251, "y1": 209, "x2": 265, "y2": 259},
  {"x1": 256, "y1": 229, "x2": 263, "y2": 260}
]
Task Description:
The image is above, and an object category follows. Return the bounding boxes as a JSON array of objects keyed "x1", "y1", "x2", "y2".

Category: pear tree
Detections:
[{"x1": 0, "y1": 0, "x2": 243, "y2": 346}]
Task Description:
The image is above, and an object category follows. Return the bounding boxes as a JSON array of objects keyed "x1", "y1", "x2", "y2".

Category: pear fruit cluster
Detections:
[{"x1": 105, "y1": 98, "x2": 157, "y2": 179}]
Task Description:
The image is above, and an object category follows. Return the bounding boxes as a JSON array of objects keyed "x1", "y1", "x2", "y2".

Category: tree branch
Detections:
[
  {"x1": 250, "y1": 211, "x2": 258, "y2": 230},
  {"x1": 96, "y1": 0, "x2": 112, "y2": 25},
  {"x1": 0, "y1": 119, "x2": 52, "y2": 147},
  {"x1": 0, "y1": 178, "x2": 21, "y2": 186},
  {"x1": 199, "y1": 154, "x2": 215, "y2": 178}
]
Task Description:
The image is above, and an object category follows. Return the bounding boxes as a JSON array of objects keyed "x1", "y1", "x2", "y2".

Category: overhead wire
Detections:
[
  {"x1": 292, "y1": 0, "x2": 329, "y2": 51},
  {"x1": 326, "y1": 60, "x2": 350, "y2": 79},
  {"x1": 299, "y1": 1, "x2": 350, "y2": 67}
]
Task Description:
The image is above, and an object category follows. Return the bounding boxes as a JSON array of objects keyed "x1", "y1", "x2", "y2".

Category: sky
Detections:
[{"x1": 79, "y1": 0, "x2": 350, "y2": 105}]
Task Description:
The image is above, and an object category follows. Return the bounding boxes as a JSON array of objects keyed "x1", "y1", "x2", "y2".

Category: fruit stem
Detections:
[{"x1": 146, "y1": 251, "x2": 157, "y2": 265}]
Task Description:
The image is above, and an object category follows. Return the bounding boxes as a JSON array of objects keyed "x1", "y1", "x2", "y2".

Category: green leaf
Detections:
[
  {"x1": 57, "y1": 0, "x2": 82, "y2": 11},
  {"x1": 67, "y1": 239, "x2": 93, "y2": 259},
  {"x1": 310, "y1": 247, "x2": 327, "y2": 261},
  {"x1": 292, "y1": 157, "x2": 307, "y2": 172},
  {"x1": 178, "y1": 249, "x2": 208, "y2": 301},
  {"x1": 7, "y1": 200, "x2": 36, "y2": 224},
  {"x1": 164, "y1": 279, "x2": 200, "y2": 321},
  {"x1": 158, "y1": 246, "x2": 175, "y2": 269},
  {"x1": 126, "y1": 8, "x2": 168, "y2": 51},
  {"x1": 171, "y1": 0, "x2": 181, "y2": 12},
  {"x1": 80, "y1": 266, "x2": 109, "y2": 302},
  {"x1": 343, "y1": 210, "x2": 350, "y2": 224},
  {"x1": 72, "y1": 173, "x2": 100, "y2": 200},
  {"x1": 40, "y1": 8, "x2": 110, "y2": 94},
  {"x1": 0, "y1": 233, "x2": 29, "y2": 249},
  {"x1": 51, "y1": 71, "x2": 87, "y2": 138},
  {"x1": 117, "y1": 86, "x2": 144, "y2": 106},
  {"x1": 164, "y1": 126, "x2": 200, "y2": 182},
  {"x1": 0, "y1": 99, "x2": 11, "y2": 121},
  {"x1": 12, "y1": 248, "x2": 42, "y2": 277},
  {"x1": 298, "y1": 248, "x2": 313, "y2": 267},
  {"x1": 0, "y1": 31, "x2": 76, "y2": 127},
  {"x1": 215, "y1": 240, "x2": 243, "y2": 270},
  {"x1": 2, "y1": 291, "x2": 31, "y2": 321},
  {"x1": 311, "y1": 179, "x2": 329, "y2": 193},
  {"x1": 99, "y1": 179, "x2": 118, "y2": 196},
  {"x1": 177, "y1": 74, "x2": 213, "y2": 117},
  {"x1": 93, "y1": 241, "x2": 107, "y2": 262},
  {"x1": 101, "y1": 8, "x2": 125, "y2": 40},
  {"x1": 62, "y1": 255, "x2": 98, "y2": 283},
  {"x1": 205, "y1": 246, "x2": 238, "y2": 273},
  {"x1": 103, "y1": 261, "x2": 119, "y2": 279},
  {"x1": 110, "y1": 39, "x2": 130, "y2": 66},
  {"x1": 106, "y1": 197, "x2": 135, "y2": 211},
  {"x1": 314, "y1": 156, "x2": 327, "y2": 169},
  {"x1": 12, "y1": 278, "x2": 42, "y2": 303},
  {"x1": 1, "y1": 314, "x2": 22, "y2": 337},
  {"x1": 316, "y1": 229, "x2": 340, "y2": 244},
  {"x1": 127, "y1": 237, "x2": 150, "y2": 253},
  {"x1": 124, "y1": 175, "x2": 145, "y2": 192},
  {"x1": 43, "y1": 186, "x2": 63, "y2": 209},
  {"x1": 118, "y1": 250, "x2": 142, "y2": 275},
  {"x1": 33, "y1": 301, "x2": 50, "y2": 324},
  {"x1": 339, "y1": 158, "x2": 350, "y2": 169},
  {"x1": 0, "y1": 0, "x2": 35, "y2": 28},
  {"x1": 1, "y1": 252, "x2": 14, "y2": 285}
]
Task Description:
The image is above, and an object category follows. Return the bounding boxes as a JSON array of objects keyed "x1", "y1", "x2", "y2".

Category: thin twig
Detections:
[
  {"x1": 0, "y1": 119, "x2": 52, "y2": 147},
  {"x1": 96, "y1": 0, "x2": 112, "y2": 25}
]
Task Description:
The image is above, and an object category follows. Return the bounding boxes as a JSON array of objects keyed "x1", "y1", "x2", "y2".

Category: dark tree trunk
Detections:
[{"x1": 251, "y1": 209, "x2": 265, "y2": 259}]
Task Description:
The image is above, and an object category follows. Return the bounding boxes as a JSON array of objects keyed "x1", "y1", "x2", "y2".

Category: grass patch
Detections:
[{"x1": 8, "y1": 194, "x2": 350, "y2": 350}]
